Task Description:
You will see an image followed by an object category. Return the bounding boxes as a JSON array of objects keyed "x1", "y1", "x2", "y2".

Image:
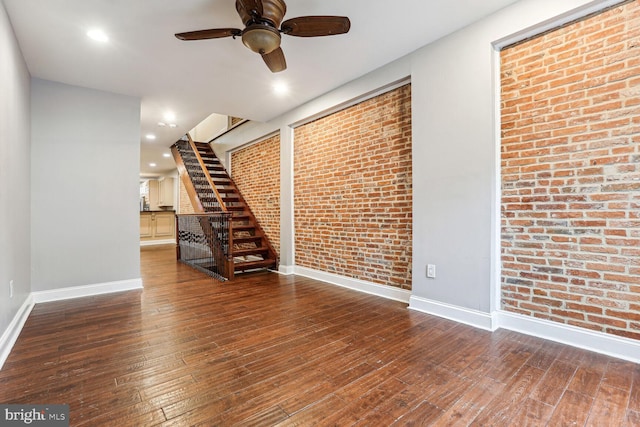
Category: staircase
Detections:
[{"x1": 172, "y1": 137, "x2": 278, "y2": 279}]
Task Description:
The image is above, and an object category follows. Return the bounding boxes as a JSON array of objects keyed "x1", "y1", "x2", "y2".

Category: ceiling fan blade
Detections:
[
  {"x1": 236, "y1": 0, "x2": 264, "y2": 18},
  {"x1": 262, "y1": 47, "x2": 287, "y2": 73},
  {"x1": 281, "y1": 16, "x2": 351, "y2": 37},
  {"x1": 175, "y1": 28, "x2": 241, "y2": 41}
]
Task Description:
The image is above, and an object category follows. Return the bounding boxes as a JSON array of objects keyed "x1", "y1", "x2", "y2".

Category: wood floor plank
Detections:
[
  {"x1": 273, "y1": 395, "x2": 349, "y2": 426},
  {"x1": 509, "y1": 398, "x2": 555, "y2": 426},
  {"x1": 548, "y1": 389, "x2": 594, "y2": 426},
  {"x1": 340, "y1": 376, "x2": 408, "y2": 420},
  {"x1": 529, "y1": 359, "x2": 576, "y2": 406},
  {"x1": 587, "y1": 383, "x2": 630, "y2": 426},
  {"x1": 631, "y1": 366, "x2": 640, "y2": 412},
  {"x1": 431, "y1": 376, "x2": 506, "y2": 426},
  {"x1": 138, "y1": 375, "x2": 196, "y2": 401},
  {"x1": 392, "y1": 400, "x2": 444, "y2": 426},
  {"x1": 568, "y1": 365, "x2": 605, "y2": 398},
  {"x1": 423, "y1": 369, "x2": 473, "y2": 410},
  {"x1": 602, "y1": 360, "x2": 636, "y2": 392},
  {"x1": 230, "y1": 405, "x2": 290, "y2": 427},
  {"x1": 201, "y1": 369, "x2": 330, "y2": 425},
  {"x1": 279, "y1": 380, "x2": 337, "y2": 416},
  {"x1": 469, "y1": 364, "x2": 545, "y2": 426},
  {"x1": 1, "y1": 245, "x2": 638, "y2": 426},
  {"x1": 74, "y1": 401, "x2": 165, "y2": 427},
  {"x1": 624, "y1": 410, "x2": 640, "y2": 426}
]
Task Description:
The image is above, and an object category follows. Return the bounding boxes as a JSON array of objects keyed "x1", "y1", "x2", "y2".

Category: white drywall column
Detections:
[{"x1": 279, "y1": 125, "x2": 295, "y2": 273}]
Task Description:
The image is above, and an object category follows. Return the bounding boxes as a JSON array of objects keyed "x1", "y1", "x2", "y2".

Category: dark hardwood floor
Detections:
[{"x1": 1, "y1": 245, "x2": 639, "y2": 426}]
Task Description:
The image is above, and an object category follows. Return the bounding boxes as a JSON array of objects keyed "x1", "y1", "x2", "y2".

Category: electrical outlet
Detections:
[
  {"x1": 426, "y1": 264, "x2": 436, "y2": 279},
  {"x1": 9, "y1": 280, "x2": 14, "y2": 298}
]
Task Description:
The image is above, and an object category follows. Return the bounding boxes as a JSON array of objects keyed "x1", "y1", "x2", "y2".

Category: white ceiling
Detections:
[{"x1": 3, "y1": 0, "x2": 520, "y2": 176}]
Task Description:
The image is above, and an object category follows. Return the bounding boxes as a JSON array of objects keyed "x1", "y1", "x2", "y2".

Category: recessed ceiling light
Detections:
[
  {"x1": 145, "y1": 134, "x2": 156, "y2": 140},
  {"x1": 163, "y1": 153, "x2": 171, "y2": 158},
  {"x1": 157, "y1": 122, "x2": 166, "y2": 127},
  {"x1": 273, "y1": 81, "x2": 288, "y2": 95},
  {"x1": 149, "y1": 163, "x2": 157, "y2": 167},
  {"x1": 168, "y1": 123, "x2": 178, "y2": 128},
  {"x1": 87, "y1": 29, "x2": 109, "y2": 43}
]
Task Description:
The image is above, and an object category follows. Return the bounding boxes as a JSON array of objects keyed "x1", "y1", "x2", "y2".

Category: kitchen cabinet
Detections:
[
  {"x1": 140, "y1": 211, "x2": 175, "y2": 242},
  {"x1": 157, "y1": 177, "x2": 174, "y2": 207},
  {"x1": 153, "y1": 212, "x2": 175, "y2": 237},
  {"x1": 140, "y1": 213, "x2": 153, "y2": 238},
  {"x1": 140, "y1": 177, "x2": 174, "y2": 210}
]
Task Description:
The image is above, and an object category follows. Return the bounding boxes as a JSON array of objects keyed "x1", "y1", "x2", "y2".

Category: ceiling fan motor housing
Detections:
[{"x1": 236, "y1": 0, "x2": 286, "y2": 28}]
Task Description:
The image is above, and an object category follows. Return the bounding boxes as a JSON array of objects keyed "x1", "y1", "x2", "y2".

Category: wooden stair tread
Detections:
[
  {"x1": 233, "y1": 258, "x2": 277, "y2": 271},
  {"x1": 232, "y1": 224, "x2": 257, "y2": 232},
  {"x1": 232, "y1": 246, "x2": 269, "y2": 257},
  {"x1": 233, "y1": 235, "x2": 263, "y2": 244}
]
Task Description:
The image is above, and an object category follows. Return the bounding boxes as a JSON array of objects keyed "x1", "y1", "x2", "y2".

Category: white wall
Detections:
[
  {"x1": 215, "y1": 0, "x2": 617, "y2": 316},
  {"x1": 0, "y1": 0, "x2": 31, "y2": 346},
  {"x1": 190, "y1": 113, "x2": 229, "y2": 142},
  {"x1": 31, "y1": 79, "x2": 141, "y2": 291}
]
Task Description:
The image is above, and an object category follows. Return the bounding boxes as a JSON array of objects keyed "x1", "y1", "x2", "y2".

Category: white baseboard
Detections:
[
  {"x1": 0, "y1": 295, "x2": 35, "y2": 370},
  {"x1": 32, "y1": 278, "x2": 143, "y2": 303},
  {"x1": 409, "y1": 296, "x2": 497, "y2": 331},
  {"x1": 406, "y1": 298, "x2": 640, "y2": 363},
  {"x1": 140, "y1": 239, "x2": 175, "y2": 246},
  {"x1": 294, "y1": 266, "x2": 411, "y2": 303},
  {"x1": 278, "y1": 264, "x2": 295, "y2": 275},
  {"x1": 497, "y1": 310, "x2": 640, "y2": 364}
]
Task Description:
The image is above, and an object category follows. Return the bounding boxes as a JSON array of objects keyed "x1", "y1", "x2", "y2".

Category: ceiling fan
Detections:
[{"x1": 175, "y1": 0, "x2": 351, "y2": 73}]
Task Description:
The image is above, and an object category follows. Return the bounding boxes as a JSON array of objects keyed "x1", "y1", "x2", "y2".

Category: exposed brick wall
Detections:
[
  {"x1": 294, "y1": 84, "x2": 412, "y2": 290},
  {"x1": 231, "y1": 135, "x2": 281, "y2": 256},
  {"x1": 500, "y1": 2, "x2": 640, "y2": 340},
  {"x1": 178, "y1": 178, "x2": 195, "y2": 214}
]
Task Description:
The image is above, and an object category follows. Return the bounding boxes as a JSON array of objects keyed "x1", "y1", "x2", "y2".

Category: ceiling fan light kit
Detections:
[
  {"x1": 175, "y1": 0, "x2": 350, "y2": 73},
  {"x1": 242, "y1": 25, "x2": 281, "y2": 54}
]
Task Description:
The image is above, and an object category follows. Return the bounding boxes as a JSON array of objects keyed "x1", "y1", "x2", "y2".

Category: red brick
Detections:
[
  {"x1": 293, "y1": 85, "x2": 412, "y2": 290},
  {"x1": 500, "y1": 1, "x2": 640, "y2": 339}
]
